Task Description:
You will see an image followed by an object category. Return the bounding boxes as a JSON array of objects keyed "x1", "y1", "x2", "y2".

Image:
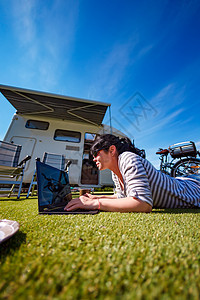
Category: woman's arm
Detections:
[
  {"x1": 98, "y1": 196, "x2": 152, "y2": 212},
  {"x1": 64, "y1": 195, "x2": 152, "y2": 213},
  {"x1": 85, "y1": 193, "x2": 118, "y2": 199}
]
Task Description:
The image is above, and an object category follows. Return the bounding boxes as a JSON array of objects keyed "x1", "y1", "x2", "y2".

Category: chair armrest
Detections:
[
  {"x1": 18, "y1": 155, "x2": 31, "y2": 167},
  {"x1": 65, "y1": 160, "x2": 72, "y2": 171}
]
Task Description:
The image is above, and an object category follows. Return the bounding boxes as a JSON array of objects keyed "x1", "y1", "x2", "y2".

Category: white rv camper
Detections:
[{"x1": 0, "y1": 84, "x2": 126, "y2": 187}]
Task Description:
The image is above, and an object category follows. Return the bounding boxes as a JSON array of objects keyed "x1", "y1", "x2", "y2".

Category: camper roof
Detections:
[{"x1": 0, "y1": 84, "x2": 110, "y2": 126}]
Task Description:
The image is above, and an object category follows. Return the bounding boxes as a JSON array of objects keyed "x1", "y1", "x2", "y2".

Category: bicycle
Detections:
[{"x1": 156, "y1": 141, "x2": 200, "y2": 177}]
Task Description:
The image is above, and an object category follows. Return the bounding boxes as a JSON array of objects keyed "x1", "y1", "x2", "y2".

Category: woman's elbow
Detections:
[
  {"x1": 138, "y1": 201, "x2": 152, "y2": 213},
  {"x1": 132, "y1": 198, "x2": 152, "y2": 213},
  {"x1": 144, "y1": 203, "x2": 152, "y2": 213}
]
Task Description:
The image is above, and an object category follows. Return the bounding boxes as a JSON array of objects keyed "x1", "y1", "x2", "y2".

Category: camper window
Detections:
[
  {"x1": 54, "y1": 130, "x2": 81, "y2": 143},
  {"x1": 25, "y1": 120, "x2": 49, "y2": 130}
]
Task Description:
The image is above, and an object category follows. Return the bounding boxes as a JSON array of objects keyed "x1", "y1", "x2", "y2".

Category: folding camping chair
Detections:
[
  {"x1": 27, "y1": 152, "x2": 71, "y2": 198},
  {"x1": 0, "y1": 140, "x2": 31, "y2": 199}
]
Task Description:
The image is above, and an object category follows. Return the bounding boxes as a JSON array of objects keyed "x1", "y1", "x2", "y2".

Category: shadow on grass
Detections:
[
  {"x1": 0, "y1": 231, "x2": 26, "y2": 262},
  {"x1": 152, "y1": 208, "x2": 200, "y2": 214}
]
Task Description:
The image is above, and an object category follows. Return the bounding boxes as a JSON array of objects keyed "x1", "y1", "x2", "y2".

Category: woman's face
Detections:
[{"x1": 93, "y1": 149, "x2": 112, "y2": 171}]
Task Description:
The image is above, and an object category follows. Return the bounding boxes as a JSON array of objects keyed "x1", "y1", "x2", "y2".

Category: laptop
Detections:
[{"x1": 36, "y1": 160, "x2": 99, "y2": 215}]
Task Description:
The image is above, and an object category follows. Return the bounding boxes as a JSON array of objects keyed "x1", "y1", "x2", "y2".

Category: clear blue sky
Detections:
[{"x1": 0, "y1": 0, "x2": 200, "y2": 168}]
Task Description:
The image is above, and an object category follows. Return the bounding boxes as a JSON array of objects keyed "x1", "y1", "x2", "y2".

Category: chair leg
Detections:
[
  {"x1": 31, "y1": 183, "x2": 36, "y2": 196},
  {"x1": 26, "y1": 184, "x2": 32, "y2": 198},
  {"x1": 17, "y1": 178, "x2": 23, "y2": 199},
  {"x1": 17, "y1": 168, "x2": 26, "y2": 199},
  {"x1": 7, "y1": 183, "x2": 15, "y2": 198},
  {"x1": 7, "y1": 174, "x2": 21, "y2": 198},
  {"x1": 27, "y1": 170, "x2": 36, "y2": 198}
]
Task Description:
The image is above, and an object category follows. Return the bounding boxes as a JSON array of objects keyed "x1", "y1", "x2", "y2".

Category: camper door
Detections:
[{"x1": 80, "y1": 133, "x2": 99, "y2": 185}]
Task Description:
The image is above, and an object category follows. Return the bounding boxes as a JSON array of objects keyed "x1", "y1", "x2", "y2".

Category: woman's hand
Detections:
[
  {"x1": 84, "y1": 193, "x2": 99, "y2": 199},
  {"x1": 64, "y1": 195, "x2": 99, "y2": 211}
]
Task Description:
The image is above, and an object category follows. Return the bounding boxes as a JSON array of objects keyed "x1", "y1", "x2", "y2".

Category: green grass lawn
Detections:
[{"x1": 0, "y1": 195, "x2": 200, "y2": 300}]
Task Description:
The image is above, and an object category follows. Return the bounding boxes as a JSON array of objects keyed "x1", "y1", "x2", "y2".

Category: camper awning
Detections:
[{"x1": 0, "y1": 84, "x2": 110, "y2": 126}]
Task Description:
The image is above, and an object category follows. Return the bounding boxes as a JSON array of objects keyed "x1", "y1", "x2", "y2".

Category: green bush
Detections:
[
  {"x1": 94, "y1": 187, "x2": 114, "y2": 192},
  {"x1": 0, "y1": 196, "x2": 199, "y2": 300}
]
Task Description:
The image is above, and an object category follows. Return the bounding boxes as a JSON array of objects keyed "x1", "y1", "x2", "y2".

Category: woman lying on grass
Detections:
[{"x1": 64, "y1": 134, "x2": 200, "y2": 213}]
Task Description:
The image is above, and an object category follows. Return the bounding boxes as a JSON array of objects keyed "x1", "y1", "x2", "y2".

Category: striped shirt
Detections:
[{"x1": 112, "y1": 151, "x2": 200, "y2": 208}]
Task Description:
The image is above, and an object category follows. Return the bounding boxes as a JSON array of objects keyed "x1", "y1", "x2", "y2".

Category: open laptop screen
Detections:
[{"x1": 36, "y1": 160, "x2": 71, "y2": 209}]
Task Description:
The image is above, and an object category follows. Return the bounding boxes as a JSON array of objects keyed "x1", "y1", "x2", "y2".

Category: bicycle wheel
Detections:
[{"x1": 170, "y1": 157, "x2": 200, "y2": 177}]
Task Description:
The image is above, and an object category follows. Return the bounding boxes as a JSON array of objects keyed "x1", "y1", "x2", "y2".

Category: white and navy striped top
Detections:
[{"x1": 112, "y1": 152, "x2": 200, "y2": 208}]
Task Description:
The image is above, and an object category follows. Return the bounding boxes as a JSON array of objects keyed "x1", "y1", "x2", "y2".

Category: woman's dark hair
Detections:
[{"x1": 90, "y1": 134, "x2": 145, "y2": 158}]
